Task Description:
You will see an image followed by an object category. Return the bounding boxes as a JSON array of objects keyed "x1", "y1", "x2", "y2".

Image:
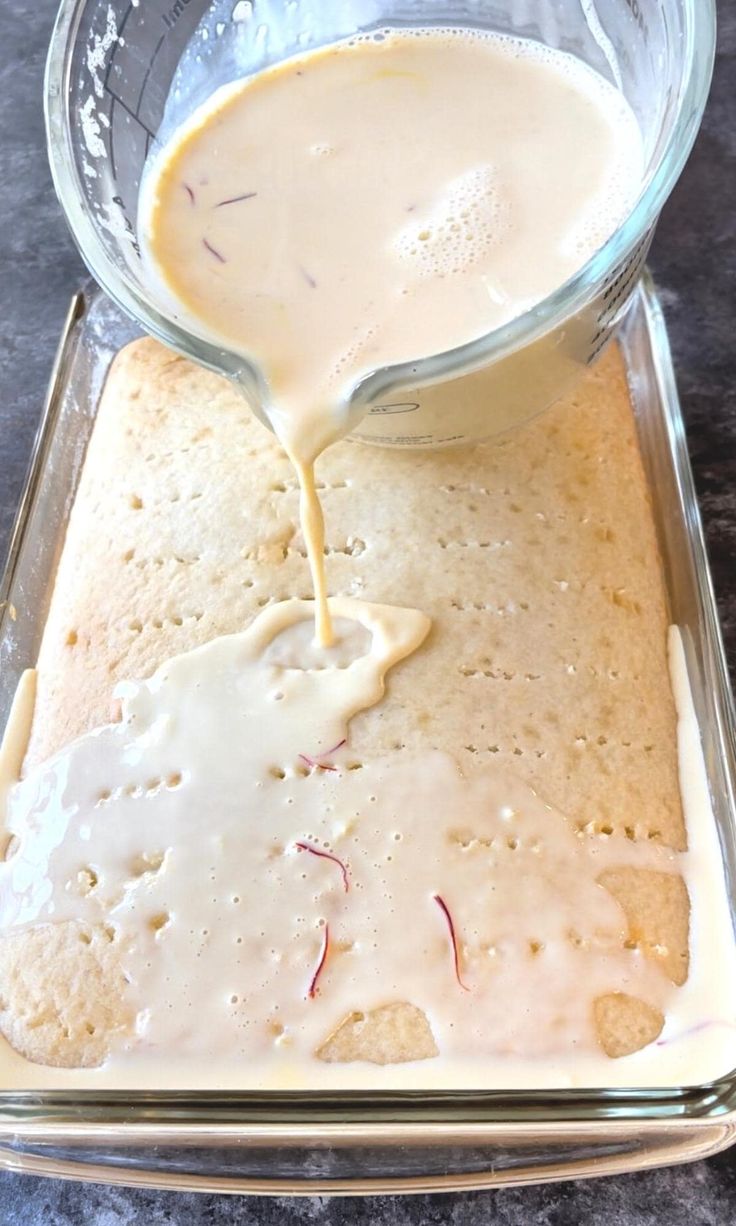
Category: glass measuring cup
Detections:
[{"x1": 45, "y1": 0, "x2": 715, "y2": 447}]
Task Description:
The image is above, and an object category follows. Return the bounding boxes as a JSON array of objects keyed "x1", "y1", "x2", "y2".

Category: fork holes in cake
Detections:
[
  {"x1": 131, "y1": 851, "x2": 165, "y2": 877},
  {"x1": 77, "y1": 867, "x2": 98, "y2": 894}
]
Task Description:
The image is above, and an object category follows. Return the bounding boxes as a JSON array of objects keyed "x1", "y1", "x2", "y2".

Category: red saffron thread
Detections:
[
  {"x1": 298, "y1": 738, "x2": 347, "y2": 772},
  {"x1": 215, "y1": 192, "x2": 258, "y2": 207},
  {"x1": 308, "y1": 924, "x2": 330, "y2": 998},
  {"x1": 298, "y1": 264, "x2": 318, "y2": 289},
  {"x1": 202, "y1": 238, "x2": 227, "y2": 263},
  {"x1": 655, "y1": 1019, "x2": 736, "y2": 1047},
  {"x1": 298, "y1": 753, "x2": 338, "y2": 772},
  {"x1": 433, "y1": 894, "x2": 469, "y2": 991},
  {"x1": 182, "y1": 182, "x2": 196, "y2": 206},
  {"x1": 295, "y1": 841, "x2": 349, "y2": 892}
]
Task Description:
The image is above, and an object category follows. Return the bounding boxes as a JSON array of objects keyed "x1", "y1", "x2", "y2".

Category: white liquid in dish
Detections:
[
  {"x1": 7, "y1": 599, "x2": 677, "y2": 1071},
  {"x1": 141, "y1": 27, "x2": 645, "y2": 643},
  {"x1": 0, "y1": 621, "x2": 735, "y2": 1090}
]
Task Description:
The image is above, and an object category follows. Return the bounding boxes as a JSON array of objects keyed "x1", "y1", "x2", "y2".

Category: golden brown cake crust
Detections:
[{"x1": 0, "y1": 922, "x2": 133, "y2": 1068}]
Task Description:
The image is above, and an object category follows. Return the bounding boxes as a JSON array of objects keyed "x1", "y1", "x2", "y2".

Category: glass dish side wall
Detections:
[
  {"x1": 0, "y1": 280, "x2": 735, "y2": 1194},
  {"x1": 0, "y1": 291, "x2": 139, "y2": 727}
]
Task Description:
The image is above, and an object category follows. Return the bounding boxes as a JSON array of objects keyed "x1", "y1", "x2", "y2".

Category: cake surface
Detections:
[{"x1": 1, "y1": 338, "x2": 687, "y2": 1070}]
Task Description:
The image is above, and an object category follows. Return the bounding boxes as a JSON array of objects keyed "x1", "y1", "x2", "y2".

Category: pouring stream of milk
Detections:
[{"x1": 142, "y1": 27, "x2": 644, "y2": 644}]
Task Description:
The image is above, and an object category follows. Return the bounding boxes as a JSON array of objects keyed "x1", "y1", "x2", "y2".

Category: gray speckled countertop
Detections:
[{"x1": 1, "y1": 2, "x2": 736, "y2": 1221}]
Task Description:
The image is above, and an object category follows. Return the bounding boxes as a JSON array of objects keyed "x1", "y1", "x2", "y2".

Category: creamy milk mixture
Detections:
[
  {"x1": 142, "y1": 28, "x2": 644, "y2": 644},
  {"x1": 0, "y1": 621, "x2": 735, "y2": 1089},
  {"x1": 2, "y1": 29, "x2": 735, "y2": 1089}
]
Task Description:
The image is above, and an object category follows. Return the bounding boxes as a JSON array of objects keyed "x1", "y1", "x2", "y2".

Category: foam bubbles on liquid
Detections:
[
  {"x1": 392, "y1": 165, "x2": 509, "y2": 280},
  {"x1": 348, "y1": 25, "x2": 643, "y2": 267}
]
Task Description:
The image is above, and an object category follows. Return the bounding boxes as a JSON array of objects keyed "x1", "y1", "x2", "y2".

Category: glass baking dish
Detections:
[{"x1": 1, "y1": 276, "x2": 736, "y2": 1194}]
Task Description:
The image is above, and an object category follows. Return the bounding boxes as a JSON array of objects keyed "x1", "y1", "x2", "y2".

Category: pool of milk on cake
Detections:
[{"x1": 0, "y1": 623, "x2": 736, "y2": 1090}]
